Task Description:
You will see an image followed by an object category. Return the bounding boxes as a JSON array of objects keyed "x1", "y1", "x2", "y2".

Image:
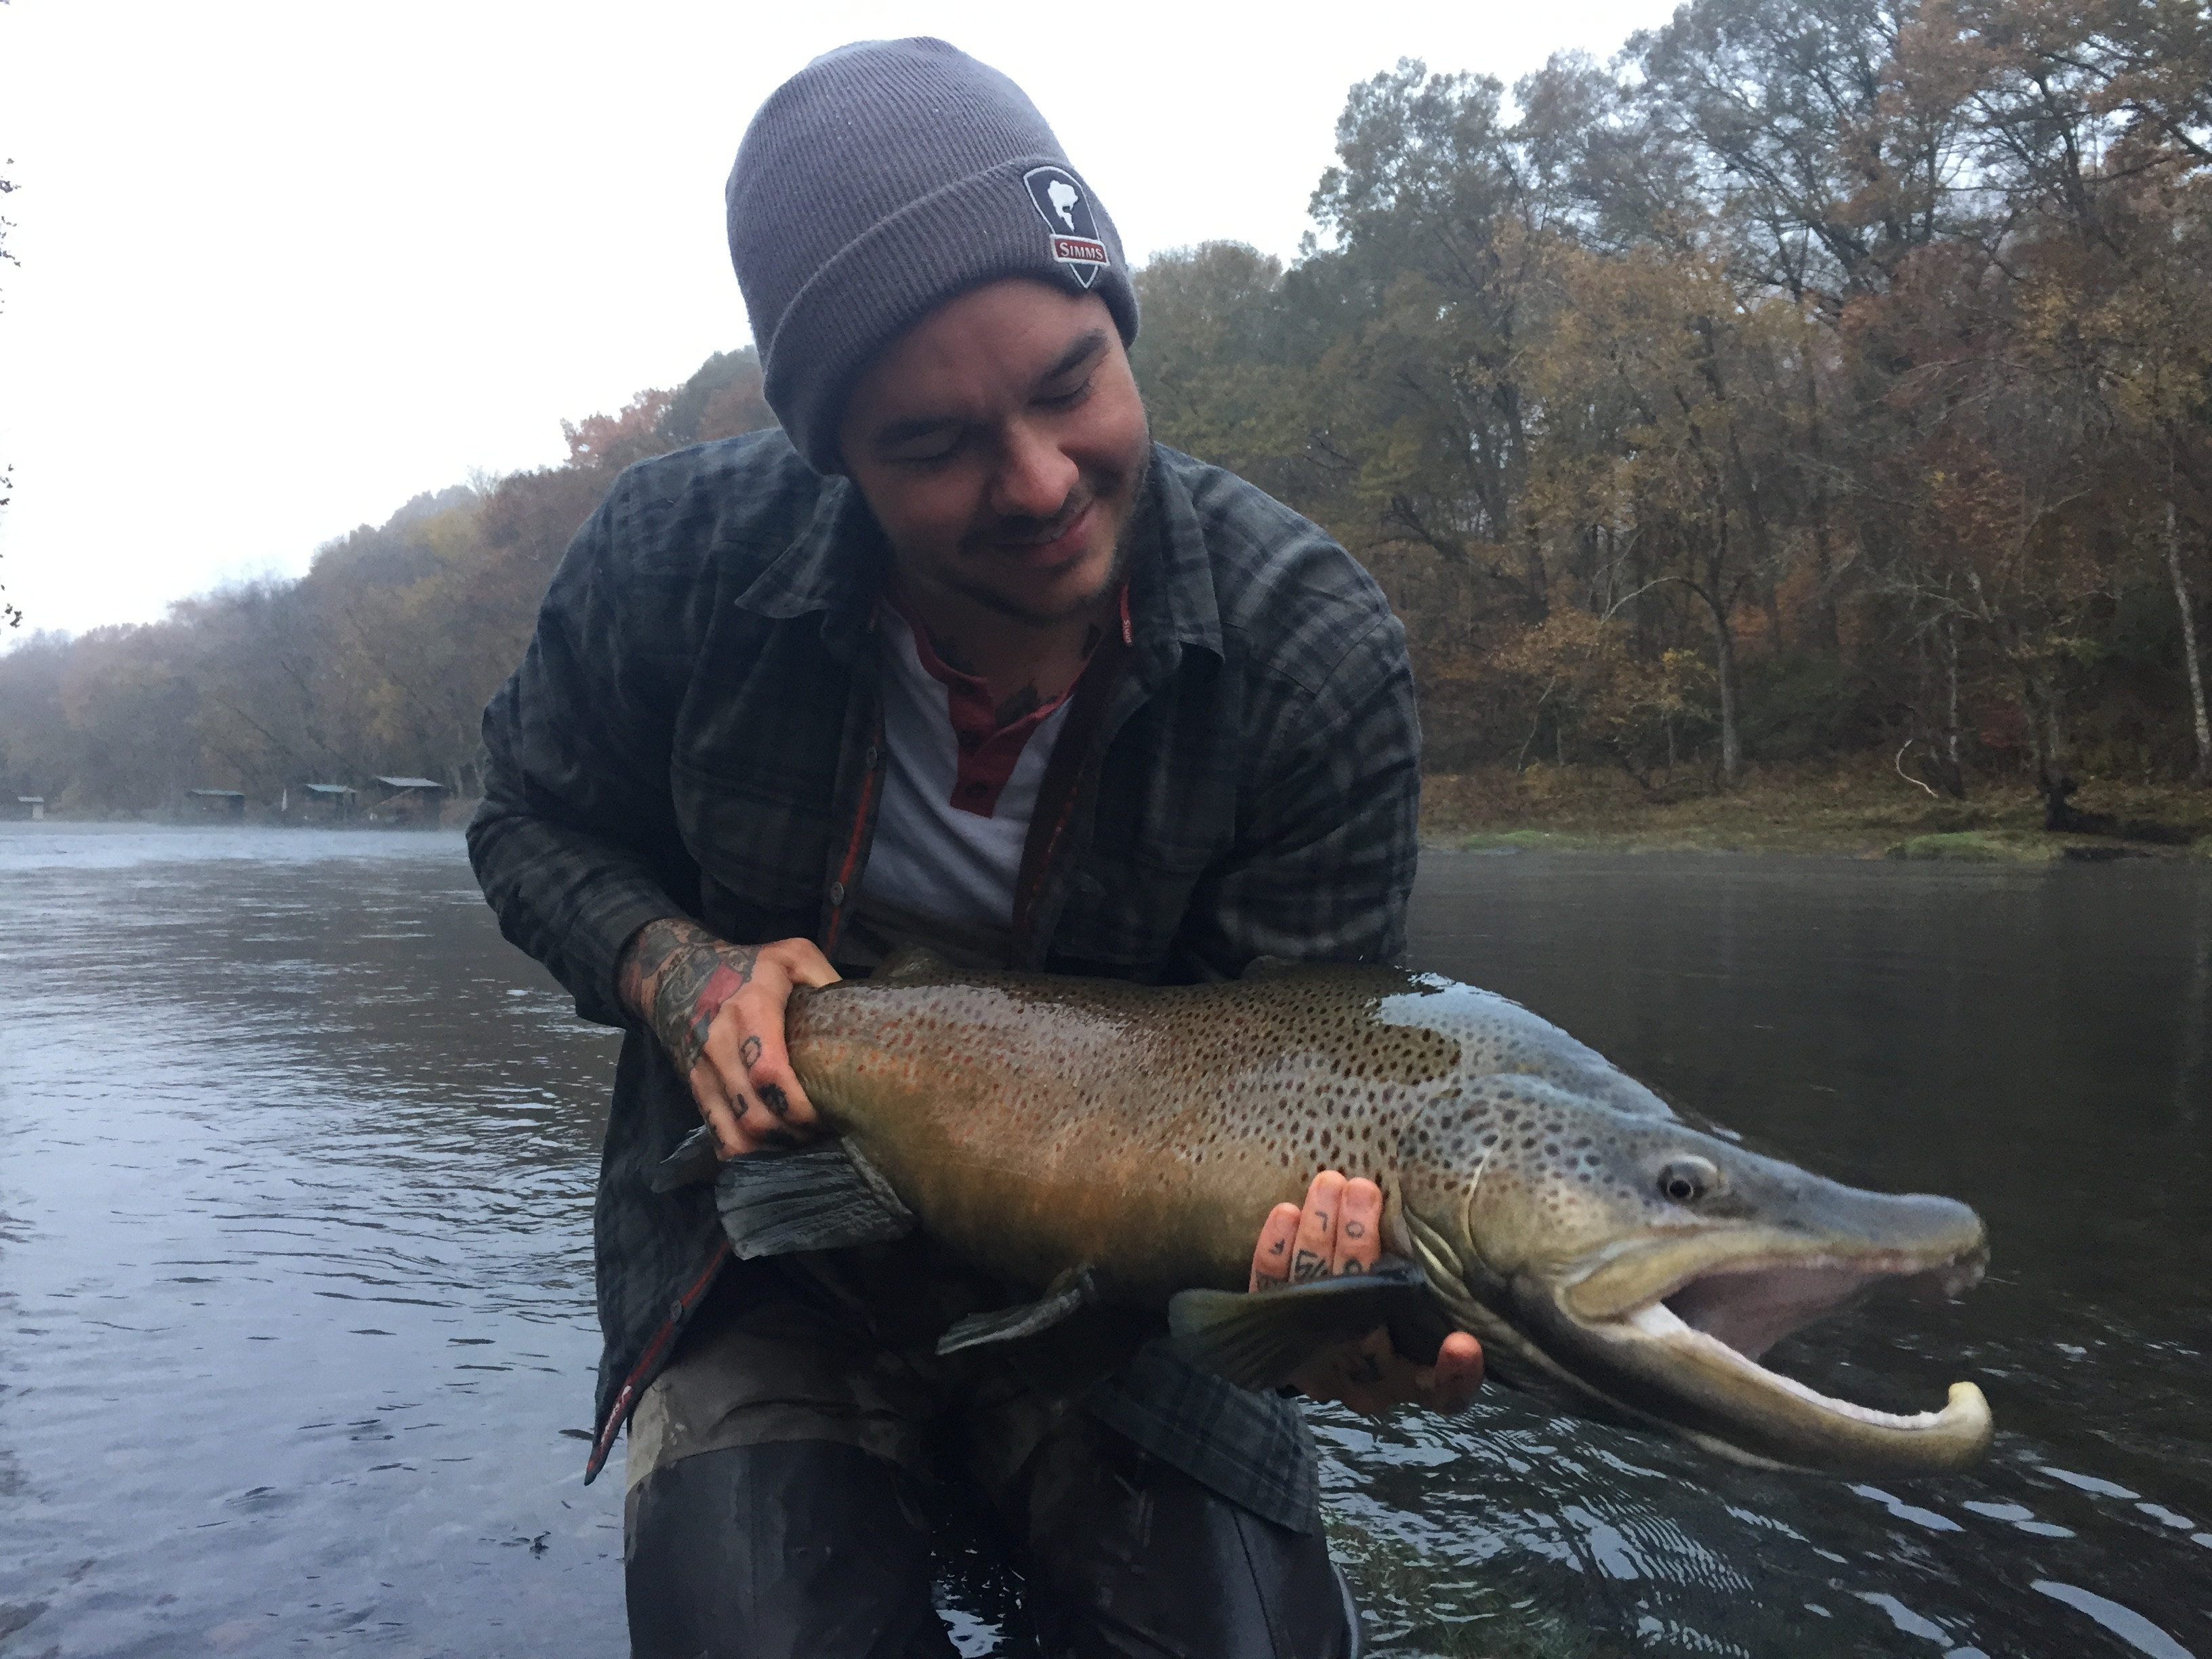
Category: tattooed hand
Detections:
[
  {"x1": 617, "y1": 920, "x2": 842, "y2": 1159},
  {"x1": 1248, "y1": 1170, "x2": 1484, "y2": 1416}
]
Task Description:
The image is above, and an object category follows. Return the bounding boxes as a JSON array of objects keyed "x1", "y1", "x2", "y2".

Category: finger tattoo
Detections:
[
  {"x1": 739, "y1": 1033, "x2": 762, "y2": 1069},
  {"x1": 1292, "y1": 1248, "x2": 1327, "y2": 1283},
  {"x1": 758, "y1": 1082, "x2": 792, "y2": 1120},
  {"x1": 1344, "y1": 1220, "x2": 1366, "y2": 1239}
]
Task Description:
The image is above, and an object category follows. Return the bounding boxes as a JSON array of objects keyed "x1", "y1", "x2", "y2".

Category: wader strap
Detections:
[{"x1": 1009, "y1": 590, "x2": 1132, "y2": 967}]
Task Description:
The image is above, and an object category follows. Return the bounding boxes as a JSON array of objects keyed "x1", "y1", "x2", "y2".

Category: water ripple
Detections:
[{"x1": 5, "y1": 830, "x2": 2209, "y2": 1657}]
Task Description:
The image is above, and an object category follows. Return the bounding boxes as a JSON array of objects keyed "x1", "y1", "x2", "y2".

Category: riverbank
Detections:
[
  {"x1": 1418, "y1": 760, "x2": 2212, "y2": 860},
  {"x1": 6, "y1": 797, "x2": 483, "y2": 830}
]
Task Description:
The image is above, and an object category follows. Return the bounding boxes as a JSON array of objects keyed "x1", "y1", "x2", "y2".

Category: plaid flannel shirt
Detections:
[{"x1": 467, "y1": 428, "x2": 1420, "y2": 1528}]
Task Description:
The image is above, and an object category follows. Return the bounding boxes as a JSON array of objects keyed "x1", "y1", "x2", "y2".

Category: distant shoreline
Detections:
[
  {"x1": 4, "y1": 801, "x2": 481, "y2": 832},
  {"x1": 1420, "y1": 762, "x2": 2212, "y2": 862},
  {"x1": 13, "y1": 772, "x2": 2207, "y2": 865}
]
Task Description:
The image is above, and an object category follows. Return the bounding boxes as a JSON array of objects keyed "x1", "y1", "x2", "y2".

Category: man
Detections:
[{"x1": 468, "y1": 37, "x2": 1480, "y2": 1659}]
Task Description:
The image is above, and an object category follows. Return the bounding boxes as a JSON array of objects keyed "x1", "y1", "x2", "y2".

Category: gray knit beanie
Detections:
[{"x1": 726, "y1": 38, "x2": 1140, "y2": 474}]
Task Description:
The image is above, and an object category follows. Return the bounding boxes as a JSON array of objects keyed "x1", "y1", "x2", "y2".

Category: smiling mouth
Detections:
[{"x1": 985, "y1": 499, "x2": 1097, "y2": 569}]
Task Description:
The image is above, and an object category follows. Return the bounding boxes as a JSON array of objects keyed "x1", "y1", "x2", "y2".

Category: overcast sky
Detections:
[{"x1": 0, "y1": 0, "x2": 1679, "y2": 638}]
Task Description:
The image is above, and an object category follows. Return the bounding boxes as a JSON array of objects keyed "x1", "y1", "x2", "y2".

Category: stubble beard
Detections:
[{"x1": 944, "y1": 434, "x2": 1153, "y2": 630}]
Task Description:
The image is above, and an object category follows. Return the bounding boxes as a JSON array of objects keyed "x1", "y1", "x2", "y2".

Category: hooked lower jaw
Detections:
[
  {"x1": 1542, "y1": 1241, "x2": 1994, "y2": 1471},
  {"x1": 1613, "y1": 1298, "x2": 1994, "y2": 1465}
]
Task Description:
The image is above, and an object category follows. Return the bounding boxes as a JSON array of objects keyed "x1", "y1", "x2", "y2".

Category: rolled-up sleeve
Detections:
[{"x1": 466, "y1": 474, "x2": 702, "y2": 1027}]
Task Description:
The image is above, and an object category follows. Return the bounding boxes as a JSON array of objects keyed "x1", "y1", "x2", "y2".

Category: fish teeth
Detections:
[
  {"x1": 1617, "y1": 1299, "x2": 1974, "y2": 1435},
  {"x1": 1626, "y1": 1302, "x2": 1689, "y2": 1337}
]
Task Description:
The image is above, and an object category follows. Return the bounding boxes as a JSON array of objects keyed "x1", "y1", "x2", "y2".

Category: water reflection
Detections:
[
  {"x1": 1, "y1": 830, "x2": 2207, "y2": 1657},
  {"x1": 1322, "y1": 851, "x2": 2212, "y2": 1658},
  {"x1": 0, "y1": 825, "x2": 626, "y2": 1658}
]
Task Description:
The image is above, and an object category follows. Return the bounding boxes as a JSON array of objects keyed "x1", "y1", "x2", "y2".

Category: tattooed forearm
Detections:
[
  {"x1": 618, "y1": 917, "x2": 760, "y2": 1074},
  {"x1": 617, "y1": 916, "x2": 708, "y2": 1013}
]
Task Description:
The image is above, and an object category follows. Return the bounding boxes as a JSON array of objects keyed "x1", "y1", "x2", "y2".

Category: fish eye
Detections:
[{"x1": 1658, "y1": 1156, "x2": 1721, "y2": 1205}]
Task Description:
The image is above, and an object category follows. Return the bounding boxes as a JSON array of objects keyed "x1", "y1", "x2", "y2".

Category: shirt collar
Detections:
[{"x1": 733, "y1": 475, "x2": 884, "y2": 660}]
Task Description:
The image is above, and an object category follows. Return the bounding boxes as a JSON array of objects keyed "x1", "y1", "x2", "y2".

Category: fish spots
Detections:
[{"x1": 806, "y1": 964, "x2": 1695, "y2": 1285}]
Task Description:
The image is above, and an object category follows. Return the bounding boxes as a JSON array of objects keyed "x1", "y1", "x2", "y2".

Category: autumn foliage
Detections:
[
  {"x1": 1130, "y1": 0, "x2": 2212, "y2": 814},
  {"x1": 3, "y1": 0, "x2": 2209, "y2": 819}
]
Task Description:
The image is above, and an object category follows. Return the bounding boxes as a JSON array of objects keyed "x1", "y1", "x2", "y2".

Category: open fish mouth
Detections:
[
  {"x1": 1549, "y1": 1236, "x2": 1994, "y2": 1471},
  {"x1": 1658, "y1": 1252, "x2": 1985, "y2": 1364}
]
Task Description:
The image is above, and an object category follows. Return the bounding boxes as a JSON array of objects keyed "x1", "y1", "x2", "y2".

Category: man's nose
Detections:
[{"x1": 989, "y1": 419, "x2": 1079, "y2": 522}]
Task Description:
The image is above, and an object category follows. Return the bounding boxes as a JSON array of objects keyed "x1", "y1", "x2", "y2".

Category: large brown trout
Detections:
[{"x1": 668, "y1": 950, "x2": 1992, "y2": 1474}]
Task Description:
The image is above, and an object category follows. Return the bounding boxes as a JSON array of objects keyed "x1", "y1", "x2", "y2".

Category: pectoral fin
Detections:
[
  {"x1": 936, "y1": 1267, "x2": 1101, "y2": 1356},
  {"x1": 1168, "y1": 1257, "x2": 1433, "y2": 1390},
  {"x1": 710, "y1": 1139, "x2": 916, "y2": 1259},
  {"x1": 650, "y1": 1126, "x2": 723, "y2": 1192}
]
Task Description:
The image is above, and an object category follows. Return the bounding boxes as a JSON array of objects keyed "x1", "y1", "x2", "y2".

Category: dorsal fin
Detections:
[{"x1": 876, "y1": 944, "x2": 954, "y2": 983}]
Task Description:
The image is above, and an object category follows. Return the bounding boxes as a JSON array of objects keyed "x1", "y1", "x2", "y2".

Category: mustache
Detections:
[{"x1": 963, "y1": 491, "x2": 1093, "y2": 552}]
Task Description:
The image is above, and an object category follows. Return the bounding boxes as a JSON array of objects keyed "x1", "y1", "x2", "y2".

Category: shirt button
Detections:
[
  {"x1": 863, "y1": 746, "x2": 879, "y2": 769},
  {"x1": 668, "y1": 1299, "x2": 685, "y2": 1323},
  {"x1": 827, "y1": 880, "x2": 846, "y2": 905}
]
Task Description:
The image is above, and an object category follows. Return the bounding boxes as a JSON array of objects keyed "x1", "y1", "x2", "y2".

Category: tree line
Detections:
[
  {"x1": 0, "y1": 351, "x2": 773, "y2": 811},
  {"x1": 3, "y1": 0, "x2": 2209, "y2": 821}
]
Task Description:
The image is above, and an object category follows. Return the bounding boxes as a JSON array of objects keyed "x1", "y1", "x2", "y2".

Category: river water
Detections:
[{"x1": 0, "y1": 826, "x2": 2205, "y2": 1658}]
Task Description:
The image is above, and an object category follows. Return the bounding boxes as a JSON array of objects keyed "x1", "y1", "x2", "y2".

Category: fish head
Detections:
[{"x1": 1394, "y1": 1073, "x2": 1991, "y2": 1473}]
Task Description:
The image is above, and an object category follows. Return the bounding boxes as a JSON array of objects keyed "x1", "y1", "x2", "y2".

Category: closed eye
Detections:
[
  {"x1": 1033, "y1": 330, "x2": 1109, "y2": 410},
  {"x1": 876, "y1": 421, "x2": 966, "y2": 466},
  {"x1": 1036, "y1": 371, "x2": 1095, "y2": 411}
]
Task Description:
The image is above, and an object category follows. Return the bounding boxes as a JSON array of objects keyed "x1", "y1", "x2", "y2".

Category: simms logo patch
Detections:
[{"x1": 1022, "y1": 165, "x2": 1107, "y2": 289}]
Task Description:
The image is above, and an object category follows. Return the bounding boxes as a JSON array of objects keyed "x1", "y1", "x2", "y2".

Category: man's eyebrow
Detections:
[{"x1": 1041, "y1": 328, "x2": 1109, "y2": 384}]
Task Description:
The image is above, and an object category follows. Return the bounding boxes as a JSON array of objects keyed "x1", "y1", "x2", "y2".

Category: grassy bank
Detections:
[{"x1": 1419, "y1": 759, "x2": 2212, "y2": 860}]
